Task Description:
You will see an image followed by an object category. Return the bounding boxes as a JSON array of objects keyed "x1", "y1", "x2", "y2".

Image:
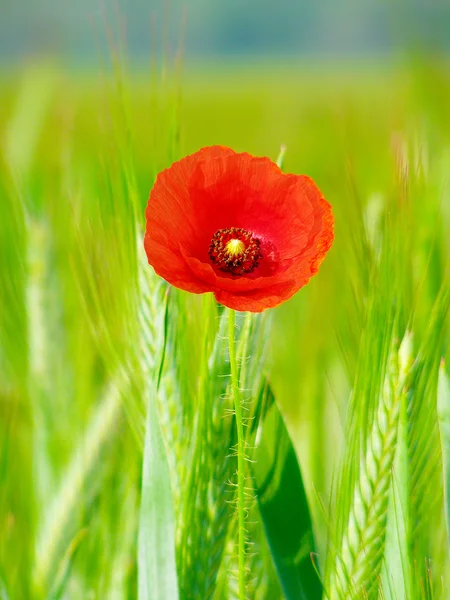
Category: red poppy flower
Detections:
[{"x1": 144, "y1": 146, "x2": 334, "y2": 312}]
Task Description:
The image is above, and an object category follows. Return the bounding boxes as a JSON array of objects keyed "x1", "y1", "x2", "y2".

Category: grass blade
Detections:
[
  {"x1": 437, "y1": 362, "x2": 450, "y2": 547},
  {"x1": 138, "y1": 379, "x2": 179, "y2": 600},
  {"x1": 406, "y1": 286, "x2": 450, "y2": 594},
  {"x1": 253, "y1": 387, "x2": 322, "y2": 600},
  {"x1": 46, "y1": 529, "x2": 88, "y2": 600},
  {"x1": 33, "y1": 374, "x2": 126, "y2": 593},
  {"x1": 138, "y1": 285, "x2": 178, "y2": 600}
]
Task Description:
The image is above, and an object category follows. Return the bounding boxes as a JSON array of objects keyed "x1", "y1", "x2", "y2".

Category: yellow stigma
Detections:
[{"x1": 226, "y1": 238, "x2": 245, "y2": 257}]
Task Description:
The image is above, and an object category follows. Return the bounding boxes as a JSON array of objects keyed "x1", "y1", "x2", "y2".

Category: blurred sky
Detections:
[{"x1": 0, "y1": 0, "x2": 450, "y2": 65}]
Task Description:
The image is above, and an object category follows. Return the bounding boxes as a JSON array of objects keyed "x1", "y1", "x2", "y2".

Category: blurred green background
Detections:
[{"x1": 1, "y1": 1, "x2": 450, "y2": 598}]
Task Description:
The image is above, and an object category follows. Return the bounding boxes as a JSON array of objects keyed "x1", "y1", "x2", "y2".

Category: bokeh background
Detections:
[
  {"x1": 1, "y1": 1, "x2": 450, "y2": 599},
  {"x1": 1, "y1": 0, "x2": 450, "y2": 63}
]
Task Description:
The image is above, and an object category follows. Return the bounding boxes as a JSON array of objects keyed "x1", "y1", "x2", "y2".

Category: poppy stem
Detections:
[{"x1": 228, "y1": 308, "x2": 246, "y2": 600}]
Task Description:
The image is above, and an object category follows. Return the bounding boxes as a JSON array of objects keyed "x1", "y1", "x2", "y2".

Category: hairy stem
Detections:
[{"x1": 228, "y1": 308, "x2": 246, "y2": 600}]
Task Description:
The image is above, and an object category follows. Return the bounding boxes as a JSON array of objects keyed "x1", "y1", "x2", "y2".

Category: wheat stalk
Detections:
[{"x1": 331, "y1": 334, "x2": 413, "y2": 599}]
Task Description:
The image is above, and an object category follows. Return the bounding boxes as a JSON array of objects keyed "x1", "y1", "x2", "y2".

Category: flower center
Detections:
[
  {"x1": 226, "y1": 238, "x2": 245, "y2": 256},
  {"x1": 209, "y1": 227, "x2": 262, "y2": 276}
]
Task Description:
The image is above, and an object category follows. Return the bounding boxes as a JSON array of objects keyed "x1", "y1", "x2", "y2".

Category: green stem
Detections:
[{"x1": 228, "y1": 308, "x2": 246, "y2": 600}]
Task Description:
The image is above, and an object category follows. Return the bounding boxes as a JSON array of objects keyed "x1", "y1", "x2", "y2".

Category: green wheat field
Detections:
[{"x1": 1, "y1": 53, "x2": 450, "y2": 600}]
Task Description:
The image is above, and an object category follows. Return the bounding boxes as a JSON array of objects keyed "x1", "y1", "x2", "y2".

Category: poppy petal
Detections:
[
  {"x1": 144, "y1": 146, "x2": 334, "y2": 312},
  {"x1": 214, "y1": 279, "x2": 300, "y2": 313}
]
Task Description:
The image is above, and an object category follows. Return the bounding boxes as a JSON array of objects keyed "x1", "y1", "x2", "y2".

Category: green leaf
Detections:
[{"x1": 253, "y1": 388, "x2": 322, "y2": 600}]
